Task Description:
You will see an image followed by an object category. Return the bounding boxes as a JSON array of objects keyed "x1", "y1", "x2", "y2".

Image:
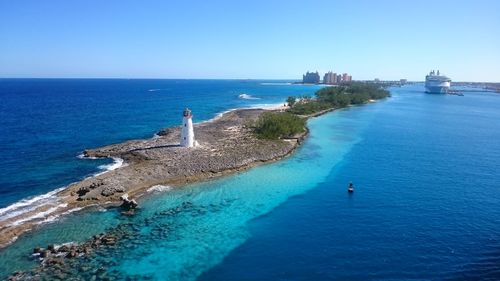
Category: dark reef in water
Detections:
[{"x1": 8, "y1": 200, "x2": 230, "y2": 280}]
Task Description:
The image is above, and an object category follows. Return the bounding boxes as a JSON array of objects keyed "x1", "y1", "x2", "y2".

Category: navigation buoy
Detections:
[{"x1": 348, "y1": 182, "x2": 354, "y2": 193}]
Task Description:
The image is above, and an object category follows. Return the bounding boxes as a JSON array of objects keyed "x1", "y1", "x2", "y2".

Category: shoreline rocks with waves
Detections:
[{"x1": 0, "y1": 107, "x2": 305, "y2": 249}]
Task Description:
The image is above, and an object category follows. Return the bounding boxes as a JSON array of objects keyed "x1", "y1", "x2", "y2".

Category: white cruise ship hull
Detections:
[{"x1": 425, "y1": 80, "x2": 450, "y2": 94}]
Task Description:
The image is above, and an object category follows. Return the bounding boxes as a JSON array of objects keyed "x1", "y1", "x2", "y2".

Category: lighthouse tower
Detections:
[{"x1": 180, "y1": 108, "x2": 195, "y2": 147}]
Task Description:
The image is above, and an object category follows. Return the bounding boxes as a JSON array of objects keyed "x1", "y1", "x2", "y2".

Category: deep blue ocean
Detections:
[
  {"x1": 0, "y1": 79, "x2": 321, "y2": 208},
  {"x1": 1, "y1": 80, "x2": 500, "y2": 280}
]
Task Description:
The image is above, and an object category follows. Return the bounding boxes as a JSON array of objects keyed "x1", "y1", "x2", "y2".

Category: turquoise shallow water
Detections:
[
  {"x1": 0, "y1": 94, "x2": 371, "y2": 279},
  {"x1": 1, "y1": 83, "x2": 500, "y2": 280}
]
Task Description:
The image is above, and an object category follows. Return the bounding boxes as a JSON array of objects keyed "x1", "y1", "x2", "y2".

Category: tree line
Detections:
[
  {"x1": 253, "y1": 82, "x2": 390, "y2": 139},
  {"x1": 288, "y1": 82, "x2": 390, "y2": 115}
]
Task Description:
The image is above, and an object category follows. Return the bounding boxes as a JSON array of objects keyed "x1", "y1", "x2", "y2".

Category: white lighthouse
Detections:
[{"x1": 180, "y1": 108, "x2": 195, "y2": 147}]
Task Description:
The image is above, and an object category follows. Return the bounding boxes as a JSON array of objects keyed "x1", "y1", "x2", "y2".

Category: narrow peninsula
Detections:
[{"x1": 0, "y1": 82, "x2": 390, "y2": 252}]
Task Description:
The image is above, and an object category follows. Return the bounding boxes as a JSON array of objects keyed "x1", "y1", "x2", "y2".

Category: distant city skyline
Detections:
[{"x1": 0, "y1": 0, "x2": 499, "y2": 82}]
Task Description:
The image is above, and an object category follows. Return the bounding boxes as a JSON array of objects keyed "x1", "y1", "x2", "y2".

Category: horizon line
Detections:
[{"x1": 0, "y1": 77, "x2": 499, "y2": 83}]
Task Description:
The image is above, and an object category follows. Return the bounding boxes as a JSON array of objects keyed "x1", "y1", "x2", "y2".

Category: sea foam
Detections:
[
  {"x1": 36, "y1": 207, "x2": 84, "y2": 226},
  {"x1": 77, "y1": 153, "x2": 98, "y2": 160},
  {"x1": 147, "y1": 185, "x2": 172, "y2": 193},
  {"x1": 95, "y1": 157, "x2": 127, "y2": 176},
  {"x1": 0, "y1": 157, "x2": 125, "y2": 225},
  {"x1": 249, "y1": 103, "x2": 287, "y2": 110},
  {"x1": 8, "y1": 203, "x2": 68, "y2": 227},
  {"x1": 201, "y1": 108, "x2": 238, "y2": 125},
  {"x1": 0, "y1": 187, "x2": 66, "y2": 221}
]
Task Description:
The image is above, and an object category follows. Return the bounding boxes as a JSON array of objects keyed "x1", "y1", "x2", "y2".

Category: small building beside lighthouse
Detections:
[{"x1": 180, "y1": 108, "x2": 195, "y2": 147}]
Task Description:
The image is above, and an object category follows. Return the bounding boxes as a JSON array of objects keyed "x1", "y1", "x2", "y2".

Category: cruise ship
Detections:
[{"x1": 425, "y1": 70, "x2": 451, "y2": 93}]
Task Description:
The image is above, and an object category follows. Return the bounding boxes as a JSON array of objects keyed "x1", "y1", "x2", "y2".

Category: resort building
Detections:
[
  {"x1": 337, "y1": 74, "x2": 342, "y2": 83},
  {"x1": 302, "y1": 71, "x2": 352, "y2": 84},
  {"x1": 342, "y1": 73, "x2": 352, "y2": 82},
  {"x1": 323, "y1": 71, "x2": 337, "y2": 84},
  {"x1": 303, "y1": 71, "x2": 320, "y2": 84}
]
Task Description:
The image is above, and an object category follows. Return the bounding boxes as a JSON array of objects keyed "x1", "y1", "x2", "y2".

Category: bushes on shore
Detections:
[
  {"x1": 252, "y1": 82, "x2": 389, "y2": 139},
  {"x1": 287, "y1": 100, "x2": 331, "y2": 115},
  {"x1": 253, "y1": 112, "x2": 306, "y2": 139},
  {"x1": 316, "y1": 82, "x2": 390, "y2": 104},
  {"x1": 288, "y1": 82, "x2": 390, "y2": 115}
]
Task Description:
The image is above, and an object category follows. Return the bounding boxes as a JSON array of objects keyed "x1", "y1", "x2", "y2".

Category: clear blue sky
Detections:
[{"x1": 0, "y1": 0, "x2": 499, "y2": 81}]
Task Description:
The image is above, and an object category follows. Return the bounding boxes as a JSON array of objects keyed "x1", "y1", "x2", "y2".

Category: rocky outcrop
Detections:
[
  {"x1": 119, "y1": 194, "x2": 138, "y2": 212},
  {"x1": 100, "y1": 185, "x2": 125, "y2": 197},
  {"x1": 76, "y1": 186, "x2": 90, "y2": 197},
  {"x1": 157, "y1": 127, "x2": 175, "y2": 136},
  {"x1": 0, "y1": 108, "x2": 306, "y2": 249},
  {"x1": 8, "y1": 232, "x2": 122, "y2": 281}
]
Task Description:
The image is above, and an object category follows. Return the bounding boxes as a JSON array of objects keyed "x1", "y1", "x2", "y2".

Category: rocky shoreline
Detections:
[
  {"x1": 0, "y1": 107, "x2": 307, "y2": 249},
  {"x1": 8, "y1": 200, "x2": 208, "y2": 280}
]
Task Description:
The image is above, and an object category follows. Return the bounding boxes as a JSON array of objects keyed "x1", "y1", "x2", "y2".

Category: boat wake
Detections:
[
  {"x1": 148, "y1": 89, "x2": 168, "y2": 92},
  {"x1": 260, "y1": 82, "x2": 293, "y2": 86},
  {"x1": 238, "y1": 94, "x2": 260, "y2": 100}
]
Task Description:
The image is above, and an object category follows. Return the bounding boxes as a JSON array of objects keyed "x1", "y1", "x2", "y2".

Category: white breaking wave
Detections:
[
  {"x1": 77, "y1": 153, "x2": 98, "y2": 160},
  {"x1": 0, "y1": 156, "x2": 125, "y2": 234},
  {"x1": 8, "y1": 203, "x2": 68, "y2": 227},
  {"x1": 201, "y1": 102, "x2": 287, "y2": 125},
  {"x1": 52, "y1": 241, "x2": 79, "y2": 250},
  {"x1": 0, "y1": 187, "x2": 66, "y2": 221},
  {"x1": 35, "y1": 207, "x2": 84, "y2": 226},
  {"x1": 78, "y1": 154, "x2": 126, "y2": 174},
  {"x1": 200, "y1": 108, "x2": 238, "y2": 125},
  {"x1": 95, "y1": 157, "x2": 127, "y2": 176},
  {"x1": 249, "y1": 102, "x2": 287, "y2": 110},
  {"x1": 147, "y1": 185, "x2": 172, "y2": 193},
  {"x1": 238, "y1": 93, "x2": 261, "y2": 100}
]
